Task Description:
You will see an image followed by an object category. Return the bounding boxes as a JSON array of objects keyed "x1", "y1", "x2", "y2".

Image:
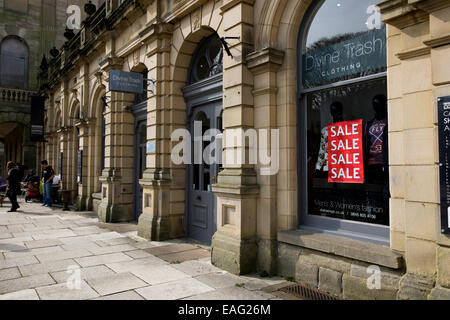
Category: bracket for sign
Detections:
[{"x1": 143, "y1": 78, "x2": 155, "y2": 94}]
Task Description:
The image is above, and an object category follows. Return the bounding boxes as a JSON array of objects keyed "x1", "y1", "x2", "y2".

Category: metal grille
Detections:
[{"x1": 280, "y1": 284, "x2": 341, "y2": 300}]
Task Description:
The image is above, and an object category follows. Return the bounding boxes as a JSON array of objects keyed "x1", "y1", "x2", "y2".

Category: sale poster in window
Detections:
[{"x1": 328, "y1": 119, "x2": 364, "y2": 184}]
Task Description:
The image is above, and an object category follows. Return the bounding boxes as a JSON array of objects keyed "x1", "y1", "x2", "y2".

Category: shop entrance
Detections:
[
  {"x1": 182, "y1": 34, "x2": 224, "y2": 244},
  {"x1": 132, "y1": 102, "x2": 147, "y2": 221},
  {"x1": 187, "y1": 101, "x2": 222, "y2": 244}
]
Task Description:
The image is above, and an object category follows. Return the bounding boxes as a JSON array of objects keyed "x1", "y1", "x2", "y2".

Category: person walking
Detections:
[
  {"x1": 41, "y1": 160, "x2": 55, "y2": 207},
  {"x1": 6, "y1": 161, "x2": 21, "y2": 212}
]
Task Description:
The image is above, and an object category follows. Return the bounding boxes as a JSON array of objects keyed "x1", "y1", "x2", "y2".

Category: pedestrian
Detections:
[
  {"x1": 5, "y1": 161, "x2": 21, "y2": 212},
  {"x1": 41, "y1": 160, "x2": 55, "y2": 207}
]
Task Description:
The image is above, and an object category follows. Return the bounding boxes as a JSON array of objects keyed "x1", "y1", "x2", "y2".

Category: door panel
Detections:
[{"x1": 188, "y1": 101, "x2": 221, "y2": 244}]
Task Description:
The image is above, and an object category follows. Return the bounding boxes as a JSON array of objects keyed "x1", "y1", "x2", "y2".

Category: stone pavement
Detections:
[{"x1": 0, "y1": 200, "x2": 293, "y2": 300}]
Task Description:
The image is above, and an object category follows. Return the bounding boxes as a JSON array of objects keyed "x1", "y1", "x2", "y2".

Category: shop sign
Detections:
[
  {"x1": 30, "y1": 96, "x2": 46, "y2": 142},
  {"x1": 328, "y1": 119, "x2": 364, "y2": 184},
  {"x1": 437, "y1": 96, "x2": 450, "y2": 235},
  {"x1": 109, "y1": 70, "x2": 143, "y2": 95},
  {"x1": 302, "y1": 28, "x2": 386, "y2": 86}
]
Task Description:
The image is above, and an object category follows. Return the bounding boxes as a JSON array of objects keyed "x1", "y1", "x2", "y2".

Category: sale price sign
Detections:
[{"x1": 328, "y1": 119, "x2": 364, "y2": 184}]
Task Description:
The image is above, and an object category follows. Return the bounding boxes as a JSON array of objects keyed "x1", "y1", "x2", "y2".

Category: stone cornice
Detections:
[
  {"x1": 423, "y1": 32, "x2": 450, "y2": 48},
  {"x1": 396, "y1": 45, "x2": 431, "y2": 60},
  {"x1": 246, "y1": 48, "x2": 285, "y2": 75},
  {"x1": 163, "y1": 0, "x2": 210, "y2": 22},
  {"x1": 99, "y1": 55, "x2": 124, "y2": 72},
  {"x1": 220, "y1": 0, "x2": 255, "y2": 13},
  {"x1": 409, "y1": 0, "x2": 450, "y2": 13},
  {"x1": 378, "y1": 0, "x2": 429, "y2": 29}
]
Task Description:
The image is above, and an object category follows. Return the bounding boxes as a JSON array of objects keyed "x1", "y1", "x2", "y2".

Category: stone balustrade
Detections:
[{"x1": 0, "y1": 87, "x2": 35, "y2": 103}]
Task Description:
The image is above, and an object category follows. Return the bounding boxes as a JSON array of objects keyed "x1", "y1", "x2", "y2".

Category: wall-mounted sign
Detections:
[
  {"x1": 30, "y1": 96, "x2": 45, "y2": 142},
  {"x1": 328, "y1": 119, "x2": 364, "y2": 184},
  {"x1": 109, "y1": 70, "x2": 143, "y2": 95},
  {"x1": 77, "y1": 150, "x2": 83, "y2": 185},
  {"x1": 302, "y1": 28, "x2": 386, "y2": 87},
  {"x1": 437, "y1": 96, "x2": 450, "y2": 235}
]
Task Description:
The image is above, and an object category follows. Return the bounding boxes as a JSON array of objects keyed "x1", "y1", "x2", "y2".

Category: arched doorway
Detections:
[
  {"x1": 131, "y1": 68, "x2": 148, "y2": 221},
  {"x1": 182, "y1": 34, "x2": 223, "y2": 244}
]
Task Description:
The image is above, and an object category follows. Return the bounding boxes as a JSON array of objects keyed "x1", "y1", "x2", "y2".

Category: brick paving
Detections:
[{"x1": 0, "y1": 200, "x2": 292, "y2": 300}]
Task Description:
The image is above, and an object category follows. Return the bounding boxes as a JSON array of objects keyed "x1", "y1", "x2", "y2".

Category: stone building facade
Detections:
[
  {"x1": 0, "y1": 0, "x2": 102, "y2": 177},
  {"x1": 40, "y1": 0, "x2": 450, "y2": 300}
]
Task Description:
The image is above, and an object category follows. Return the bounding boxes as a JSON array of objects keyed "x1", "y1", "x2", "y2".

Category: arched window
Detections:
[
  {"x1": 134, "y1": 68, "x2": 148, "y2": 105},
  {"x1": 298, "y1": 0, "x2": 389, "y2": 244},
  {"x1": 0, "y1": 36, "x2": 29, "y2": 89},
  {"x1": 189, "y1": 34, "x2": 223, "y2": 84}
]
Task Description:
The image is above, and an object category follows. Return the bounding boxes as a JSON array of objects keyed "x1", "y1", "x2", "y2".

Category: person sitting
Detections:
[{"x1": 23, "y1": 169, "x2": 36, "y2": 183}]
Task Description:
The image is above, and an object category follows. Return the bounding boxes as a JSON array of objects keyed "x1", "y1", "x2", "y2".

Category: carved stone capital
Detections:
[{"x1": 246, "y1": 48, "x2": 285, "y2": 75}]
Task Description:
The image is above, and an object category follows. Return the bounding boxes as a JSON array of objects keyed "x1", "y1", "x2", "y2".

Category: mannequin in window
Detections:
[
  {"x1": 364, "y1": 94, "x2": 388, "y2": 184},
  {"x1": 315, "y1": 101, "x2": 344, "y2": 177}
]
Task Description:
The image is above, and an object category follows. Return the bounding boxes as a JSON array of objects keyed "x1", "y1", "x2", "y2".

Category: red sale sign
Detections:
[{"x1": 328, "y1": 119, "x2": 364, "y2": 184}]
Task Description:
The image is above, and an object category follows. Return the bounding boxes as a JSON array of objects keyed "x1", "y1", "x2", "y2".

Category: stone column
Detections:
[
  {"x1": 85, "y1": 120, "x2": 97, "y2": 210},
  {"x1": 211, "y1": 0, "x2": 259, "y2": 275},
  {"x1": 138, "y1": 21, "x2": 175, "y2": 240},
  {"x1": 75, "y1": 120, "x2": 91, "y2": 210},
  {"x1": 58, "y1": 128, "x2": 70, "y2": 190},
  {"x1": 379, "y1": 0, "x2": 450, "y2": 300},
  {"x1": 247, "y1": 48, "x2": 284, "y2": 275},
  {"x1": 97, "y1": 54, "x2": 136, "y2": 222}
]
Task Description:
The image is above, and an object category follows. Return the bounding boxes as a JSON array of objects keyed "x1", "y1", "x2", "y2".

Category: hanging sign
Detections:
[
  {"x1": 328, "y1": 119, "x2": 364, "y2": 184},
  {"x1": 437, "y1": 96, "x2": 450, "y2": 235},
  {"x1": 109, "y1": 70, "x2": 143, "y2": 94}
]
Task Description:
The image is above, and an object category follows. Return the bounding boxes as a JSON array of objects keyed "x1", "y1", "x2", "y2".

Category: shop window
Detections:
[
  {"x1": 0, "y1": 36, "x2": 29, "y2": 89},
  {"x1": 298, "y1": 0, "x2": 389, "y2": 244},
  {"x1": 134, "y1": 69, "x2": 148, "y2": 105}
]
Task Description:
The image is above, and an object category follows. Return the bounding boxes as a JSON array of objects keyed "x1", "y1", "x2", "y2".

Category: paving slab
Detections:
[
  {"x1": 4, "y1": 245, "x2": 64, "y2": 259},
  {"x1": 35, "y1": 248, "x2": 92, "y2": 262},
  {"x1": 129, "y1": 264, "x2": 191, "y2": 285},
  {"x1": 19, "y1": 259, "x2": 79, "y2": 277},
  {"x1": 50, "y1": 265, "x2": 116, "y2": 283},
  {"x1": 0, "y1": 267, "x2": 22, "y2": 281},
  {"x1": 92, "y1": 290, "x2": 145, "y2": 300},
  {"x1": 0, "y1": 233, "x2": 12, "y2": 240},
  {"x1": 172, "y1": 260, "x2": 223, "y2": 277},
  {"x1": 95, "y1": 237, "x2": 138, "y2": 247},
  {"x1": 184, "y1": 285, "x2": 275, "y2": 300},
  {"x1": 87, "y1": 244, "x2": 136, "y2": 255},
  {"x1": 136, "y1": 277, "x2": 215, "y2": 300},
  {"x1": 195, "y1": 272, "x2": 245, "y2": 289},
  {"x1": 124, "y1": 250, "x2": 153, "y2": 259},
  {"x1": 145, "y1": 243, "x2": 198, "y2": 256},
  {"x1": 0, "y1": 273, "x2": 55, "y2": 294},
  {"x1": 86, "y1": 272, "x2": 147, "y2": 296},
  {"x1": 106, "y1": 256, "x2": 168, "y2": 273},
  {"x1": 24, "y1": 239, "x2": 63, "y2": 249},
  {"x1": 36, "y1": 280, "x2": 100, "y2": 300},
  {"x1": 0, "y1": 255, "x2": 39, "y2": 269},
  {"x1": 159, "y1": 248, "x2": 211, "y2": 263},
  {"x1": 71, "y1": 226, "x2": 109, "y2": 236},
  {"x1": 0, "y1": 289, "x2": 40, "y2": 300},
  {"x1": 75, "y1": 252, "x2": 133, "y2": 267}
]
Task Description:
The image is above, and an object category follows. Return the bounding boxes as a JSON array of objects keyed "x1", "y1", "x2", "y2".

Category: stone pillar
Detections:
[
  {"x1": 247, "y1": 48, "x2": 284, "y2": 275},
  {"x1": 98, "y1": 88, "x2": 135, "y2": 223},
  {"x1": 58, "y1": 129, "x2": 70, "y2": 190},
  {"x1": 211, "y1": 0, "x2": 259, "y2": 275},
  {"x1": 138, "y1": 21, "x2": 175, "y2": 241},
  {"x1": 85, "y1": 120, "x2": 97, "y2": 210},
  {"x1": 75, "y1": 120, "x2": 91, "y2": 210},
  {"x1": 379, "y1": 0, "x2": 450, "y2": 300}
]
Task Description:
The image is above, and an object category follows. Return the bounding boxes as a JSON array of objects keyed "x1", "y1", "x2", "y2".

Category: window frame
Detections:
[{"x1": 296, "y1": 0, "x2": 390, "y2": 245}]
